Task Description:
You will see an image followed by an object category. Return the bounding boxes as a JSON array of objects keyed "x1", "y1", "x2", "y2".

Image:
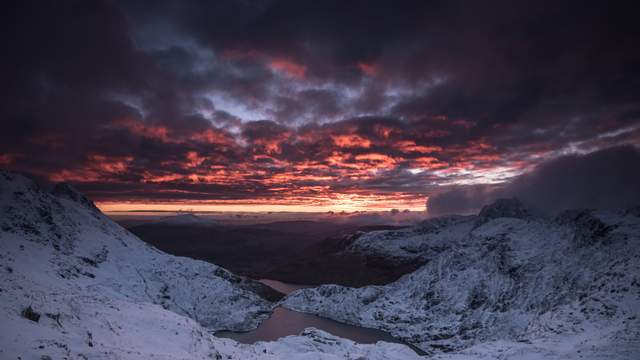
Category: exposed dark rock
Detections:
[
  {"x1": 51, "y1": 183, "x2": 100, "y2": 213},
  {"x1": 21, "y1": 305, "x2": 40, "y2": 322},
  {"x1": 467, "y1": 286, "x2": 488, "y2": 310},
  {"x1": 478, "y1": 198, "x2": 531, "y2": 219},
  {"x1": 239, "y1": 279, "x2": 285, "y2": 302},
  {"x1": 625, "y1": 205, "x2": 640, "y2": 217},
  {"x1": 77, "y1": 247, "x2": 108, "y2": 267},
  {"x1": 45, "y1": 312, "x2": 62, "y2": 327},
  {"x1": 417, "y1": 215, "x2": 471, "y2": 234},
  {"x1": 555, "y1": 210, "x2": 613, "y2": 247},
  {"x1": 87, "y1": 331, "x2": 93, "y2": 347}
]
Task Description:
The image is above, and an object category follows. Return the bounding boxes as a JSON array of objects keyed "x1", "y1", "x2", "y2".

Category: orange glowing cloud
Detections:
[
  {"x1": 110, "y1": 117, "x2": 170, "y2": 142},
  {"x1": 49, "y1": 154, "x2": 134, "y2": 182},
  {"x1": 396, "y1": 140, "x2": 442, "y2": 153},
  {"x1": 354, "y1": 153, "x2": 399, "y2": 170},
  {"x1": 185, "y1": 151, "x2": 206, "y2": 168},
  {"x1": 252, "y1": 138, "x2": 287, "y2": 155},
  {"x1": 32, "y1": 113, "x2": 554, "y2": 214},
  {"x1": 191, "y1": 128, "x2": 234, "y2": 145},
  {"x1": 294, "y1": 161, "x2": 330, "y2": 171},
  {"x1": 88, "y1": 154, "x2": 134, "y2": 173},
  {"x1": 49, "y1": 169, "x2": 102, "y2": 183},
  {"x1": 326, "y1": 152, "x2": 360, "y2": 169},
  {"x1": 411, "y1": 156, "x2": 449, "y2": 169},
  {"x1": 141, "y1": 172, "x2": 184, "y2": 184},
  {"x1": 469, "y1": 154, "x2": 502, "y2": 162},
  {"x1": 374, "y1": 124, "x2": 395, "y2": 139},
  {"x1": 332, "y1": 134, "x2": 372, "y2": 148},
  {"x1": 109, "y1": 117, "x2": 235, "y2": 148}
]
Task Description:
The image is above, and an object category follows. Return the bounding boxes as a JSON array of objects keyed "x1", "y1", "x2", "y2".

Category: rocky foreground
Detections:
[
  {"x1": 282, "y1": 199, "x2": 640, "y2": 358},
  {"x1": 0, "y1": 171, "x2": 420, "y2": 359}
]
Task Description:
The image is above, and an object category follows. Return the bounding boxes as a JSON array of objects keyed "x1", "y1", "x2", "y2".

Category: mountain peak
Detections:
[
  {"x1": 478, "y1": 197, "x2": 531, "y2": 219},
  {"x1": 51, "y1": 182, "x2": 100, "y2": 213},
  {"x1": 0, "y1": 169, "x2": 38, "y2": 192}
]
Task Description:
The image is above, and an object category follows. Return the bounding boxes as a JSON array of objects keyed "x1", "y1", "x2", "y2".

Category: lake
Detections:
[{"x1": 216, "y1": 279, "x2": 426, "y2": 355}]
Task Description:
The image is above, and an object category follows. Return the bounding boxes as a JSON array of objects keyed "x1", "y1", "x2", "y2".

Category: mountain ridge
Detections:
[
  {"x1": 0, "y1": 170, "x2": 422, "y2": 359},
  {"x1": 282, "y1": 199, "x2": 640, "y2": 358}
]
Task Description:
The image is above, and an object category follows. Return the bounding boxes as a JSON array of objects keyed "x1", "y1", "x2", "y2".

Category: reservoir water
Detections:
[{"x1": 216, "y1": 279, "x2": 426, "y2": 355}]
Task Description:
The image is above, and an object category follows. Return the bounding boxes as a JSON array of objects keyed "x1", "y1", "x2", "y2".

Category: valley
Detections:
[{"x1": 128, "y1": 217, "x2": 413, "y2": 286}]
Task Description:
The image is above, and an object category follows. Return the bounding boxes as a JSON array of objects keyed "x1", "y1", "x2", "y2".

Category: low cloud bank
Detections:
[{"x1": 427, "y1": 145, "x2": 640, "y2": 217}]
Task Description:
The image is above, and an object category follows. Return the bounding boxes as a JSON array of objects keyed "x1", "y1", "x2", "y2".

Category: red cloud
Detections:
[
  {"x1": 331, "y1": 134, "x2": 372, "y2": 148},
  {"x1": 221, "y1": 48, "x2": 307, "y2": 79},
  {"x1": 396, "y1": 140, "x2": 442, "y2": 154},
  {"x1": 190, "y1": 129, "x2": 234, "y2": 145},
  {"x1": 27, "y1": 115, "x2": 576, "y2": 212},
  {"x1": 49, "y1": 154, "x2": 134, "y2": 183},
  {"x1": 269, "y1": 58, "x2": 307, "y2": 78},
  {"x1": 88, "y1": 154, "x2": 134, "y2": 173},
  {"x1": 0, "y1": 153, "x2": 18, "y2": 165},
  {"x1": 110, "y1": 117, "x2": 171, "y2": 142},
  {"x1": 357, "y1": 62, "x2": 380, "y2": 76}
]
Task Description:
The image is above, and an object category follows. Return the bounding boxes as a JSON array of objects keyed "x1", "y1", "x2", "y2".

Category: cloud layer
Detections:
[
  {"x1": 428, "y1": 146, "x2": 640, "y2": 216},
  {"x1": 1, "y1": 1, "x2": 639, "y2": 210}
]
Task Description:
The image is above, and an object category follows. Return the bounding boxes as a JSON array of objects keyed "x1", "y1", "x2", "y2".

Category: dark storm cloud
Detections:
[
  {"x1": 1, "y1": 0, "x2": 639, "y2": 208},
  {"x1": 426, "y1": 185, "x2": 500, "y2": 217},
  {"x1": 508, "y1": 145, "x2": 640, "y2": 213},
  {"x1": 427, "y1": 146, "x2": 640, "y2": 217}
]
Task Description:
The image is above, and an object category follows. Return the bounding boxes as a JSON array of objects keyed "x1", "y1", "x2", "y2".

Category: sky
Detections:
[{"x1": 1, "y1": 0, "x2": 639, "y2": 214}]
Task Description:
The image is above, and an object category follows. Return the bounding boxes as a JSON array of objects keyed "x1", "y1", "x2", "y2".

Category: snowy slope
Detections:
[
  {"x1": 0, "y1": 172, "x2": 273, "y2": 333},
  {"x1": 283, "y1": 199, "x2": 640, "y2": 358},
  {"x1": 0, "y1": 171, "x2": 422, "y2": 359}
]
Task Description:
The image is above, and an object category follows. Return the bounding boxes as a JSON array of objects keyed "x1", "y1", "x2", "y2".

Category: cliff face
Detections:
[{"x1": 283, "y1": 200, "x2": 640, "y2": 358}]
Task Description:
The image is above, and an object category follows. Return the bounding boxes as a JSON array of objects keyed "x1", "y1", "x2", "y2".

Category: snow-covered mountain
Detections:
[
  {"x1": 283, "y1": 199, "x2": 640, "y2": 358},
  {"x1": 4, "y1": 170, "x2": 638, "y2": 359},
  {"x1": 0, "y1": 171, "x2": 421, "y2": 359}
]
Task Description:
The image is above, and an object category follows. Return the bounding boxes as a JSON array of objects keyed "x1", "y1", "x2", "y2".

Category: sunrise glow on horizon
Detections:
[{"x1": 96, "y1": 193, "x2": 429, "y2": 214}]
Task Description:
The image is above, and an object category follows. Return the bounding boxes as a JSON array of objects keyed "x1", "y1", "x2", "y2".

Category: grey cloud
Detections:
[{"x1": 427, "y1": 146, "x2": 640, "y2": 217}]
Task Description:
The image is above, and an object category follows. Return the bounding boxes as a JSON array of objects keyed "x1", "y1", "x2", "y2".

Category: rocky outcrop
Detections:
[
  {"x1": 555, "y1": 209, "x2": 613, "y2": 247},
  {"x1": 626, "y1": 205, "x2": 640, "y2": 217},
  {"x1": 51, "y1": 182, "x2": 101, "y2": 213},
  {"x1": 478, "y1": 197, "x2": 531, "y2": 219}
]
